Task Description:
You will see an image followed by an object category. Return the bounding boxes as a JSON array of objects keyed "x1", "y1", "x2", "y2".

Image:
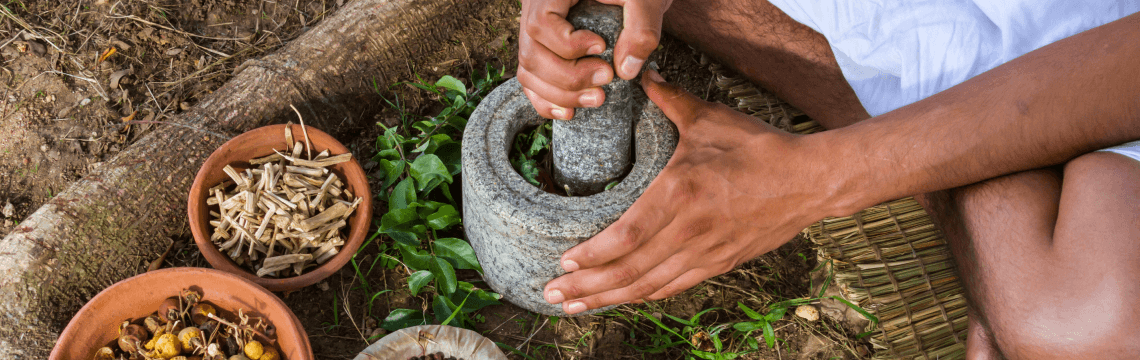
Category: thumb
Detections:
[
  {"x1": 599, "y1": 0, "x2": 670, "y2": 79},
  {"x1": 641, "y1": 69, "x2": 705, "y2": 129}
]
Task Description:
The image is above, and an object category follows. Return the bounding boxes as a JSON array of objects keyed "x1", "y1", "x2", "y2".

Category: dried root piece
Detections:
[{"x1": 208, "y1": 127, "x2": 360, "y2": 278}]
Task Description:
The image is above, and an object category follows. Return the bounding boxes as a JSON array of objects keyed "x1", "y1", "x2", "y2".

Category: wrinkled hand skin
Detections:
[
  {"x1": 517, "y1": 0, "x2": 672, "y2": 120},
  {"x1": 543, "y1": 70, "x2": 842, "y2": 314}
]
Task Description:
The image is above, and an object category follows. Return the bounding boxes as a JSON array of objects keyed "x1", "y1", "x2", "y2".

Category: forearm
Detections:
[{"x1": 808, "y1": 12, "x2": 1140, "y2": 215}]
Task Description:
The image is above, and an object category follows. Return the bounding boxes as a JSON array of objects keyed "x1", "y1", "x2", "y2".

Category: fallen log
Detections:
[{"x1": 0, "y1": 0, "x2": 491, "y2": 357}]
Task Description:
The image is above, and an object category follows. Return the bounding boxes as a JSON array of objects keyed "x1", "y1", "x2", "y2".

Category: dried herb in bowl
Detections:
[{"x1": 206, "y1": 127, "x2": 362, "y2": 278}]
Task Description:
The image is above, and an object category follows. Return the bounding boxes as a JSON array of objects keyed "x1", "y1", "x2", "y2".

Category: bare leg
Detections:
[
  {"x1": 920, "y1": 152, "x2": 1140, "y2": 359},
  {"x1": 663, "y1": 0, "x2": 870, "y2": 128}
]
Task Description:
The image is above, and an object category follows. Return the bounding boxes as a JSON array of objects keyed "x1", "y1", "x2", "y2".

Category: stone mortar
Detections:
[
  {"x1": 553, "y1": 0, "x2": 644, "y2": 195},
  {"x1": 462, "y1": 79, "x2": 677, "y2": 315}
]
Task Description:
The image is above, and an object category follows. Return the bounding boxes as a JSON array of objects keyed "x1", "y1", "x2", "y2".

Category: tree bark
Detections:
[{"x1": 0, "y1": 0, "x2": 490, "y2": 357}]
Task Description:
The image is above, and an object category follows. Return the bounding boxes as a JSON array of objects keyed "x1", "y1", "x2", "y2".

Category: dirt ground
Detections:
[{"x1": 0, "y1": 0, "x2": 871, "y2": 359}]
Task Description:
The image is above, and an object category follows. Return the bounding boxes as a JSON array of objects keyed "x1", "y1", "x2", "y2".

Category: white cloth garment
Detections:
[
  {"x1": 1100, "y1": 140, "x2": 1140, "y2": 163},
  {"x1": 766, "y1": 0, "x2": 1139, "y2": 116},
  {"x1": 767, "y1": 0, "x2": 1140, "y2": 163}
]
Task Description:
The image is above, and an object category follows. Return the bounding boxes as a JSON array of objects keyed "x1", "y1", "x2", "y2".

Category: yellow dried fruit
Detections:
[
  {"x1": 243, "y1": 340, "x2": 264, "y2": 360},
  {"x1": 181, "y1": 289, "x2": 203, "y2": 306},
  {"x1": 158, "y1": 297, "x2": 182, "y2": 323},
  {"x1": 118, "y1": 324, "x2": 148, "y2": 353},
  {"x1": 145, "y1": 314, "x2": 165, "y2": 333},
  {"x1": 228, "y1": 355, "x2": 251, "y2": 360},
  {"x1": 190, "y1": 303, "x2": 217, "y2": 326},
  {"x1": 178, "y1": 326, "x2": 205, "y2": 352},
  {"x1": 145, "y1": 327, "x2": 166, "y2": 351},
  {"x1": 93, "y1": 346, "x2": 115, "y2": 360},
  {"x1": 258, "y1": 346, "x2": 279, "y2": 360},
  {"x1": 148, "y1": 333, "x2": 183, "y2": 359}
]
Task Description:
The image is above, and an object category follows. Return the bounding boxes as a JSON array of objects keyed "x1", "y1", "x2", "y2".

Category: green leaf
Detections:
[
  {"x1": 408, "y1": 270, "x2": 433, "y2": 295},
  {"x1": 382, "y1": 309, "x2": 427, "y2": 331},
  {"x1": 435, "y1": 238, "x2": 482, "y2": 273},
  {"x1": 380, "y1": 208, "x2": 419, "y2": 232},
  {"x1": 604, "y1": 181, "x2": 619, "y2": 191},
  {"x1": 436, "y1": 75, "x2": 467, "y2": 96},
  {"x1": 453, "y1": 282, "x2": 500, "y2": 312},
  {"x1": 433, "y1": 293, "x2": 456, "y2": 324},
  {"x1": 510, "y1": 153, "x2": 540, "y2": 186},
  {"x1": 764, "y1": 307, "x2": 787, "y2": 323},
  {"x1": 663, "y1": 313, "x2": 695, "y2": 327},
  {"x1": 409, "y1": 154, "x2": 453, "y2": 193},
  {"x1": 388, "y1": 178, "x2": 416, "y2": 211},
  {"x1": 690, "y1": 307, "x2": 719, "y2": 324},
  {"x1": 412, "y1": 120, "x2": 435, "y2": 135},
  {"x1": 385, "y1": 230, "x2": 418, "y2": 246},
  {"x1": 395, "y1": 242, "x2": 432, "y2": 271},
  {"x1": 413, "y1": 201, "x2": 445, "y2": 218},
  {"x1": 746, "y1": 336, "x2": 759, "y2": 350},
  {"x1": 737, "y1": 302, "x2": 763, "y2": 321},
  {"x1": 426, "y1": 205, "x2": 461, "y2": 230},
  {"x1": 440, "y1": 291, "x2": 473, "y2": 327},
  {"x1": 375, "y1": 148, "x2": 401, "y2": 161},
  {"x1": 430, "y1": 256, "x2": 457, "y2": 295},
  {"x1": 526, "y1": 129, "x2": 549, "y2": 157},
  {"x1": 762, "y1": 321, "x2": 775, "y2": 348},
  {"x1": 732, "y1": 321, "x2": 762, "y2": 332},
  {"x1": 829, "y1": 296, "x2": 879, "y2": 324},
  {"x1": 378, "y1": 159, "x2": 405, "y2": 189},
  {"x1": 434, "y1": 142, "x2": 462, "y2": 176}
]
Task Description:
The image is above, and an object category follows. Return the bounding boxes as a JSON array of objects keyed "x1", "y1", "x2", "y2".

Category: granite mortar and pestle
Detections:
[{"x1": 461, "y1": 0, "x2": 678, "y2": 316}]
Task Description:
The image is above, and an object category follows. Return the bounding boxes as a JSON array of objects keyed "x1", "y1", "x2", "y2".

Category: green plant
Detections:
[
  {"x1": 369, "y1": 65, "x2": 507, "y2": 332},
  {"x1": 733, "y1": 302, "x2": 785, "y2": 350},
  {"x1": 510, "y1": 122, "x2": 551, "y2": 187},
  {"x1": 612, "y1": 307, "x2": 742, "y2": 360}
]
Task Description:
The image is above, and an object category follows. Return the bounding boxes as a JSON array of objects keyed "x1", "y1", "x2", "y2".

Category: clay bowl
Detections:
[
  {"x1": 188, "y1": 124, "x2": 372, "y2": 292},
  {"x1": 49, "y1": 267, "x2": 313, "y2": 360}
]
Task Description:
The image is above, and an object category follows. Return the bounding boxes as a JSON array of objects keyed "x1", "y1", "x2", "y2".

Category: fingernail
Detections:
[
  {"x1": 592, "y1": 70, "x2": 609, "y2": 86},
  {"x1": 562, "y1": 259, "x2": 579, "y2": 272},
  {"x1": 621, "y1": 56, "x2": 644, "y2": 78},
  {"x1": 567, "y1": 301, "x2": 587, "y2": 314},
  {"x1": 647, "y1": 69, "x2": 665, "y2": 82},
  {"x1": 546, "y1": 289, "x2": 565, "y2": 304},
  {"x1": 551, "y1": 107, "x2": 569, "y2": 120},
  {"x1": 587, "y1": 44, "x2": 605, "y2": 55},
  {"x1": 579, "y1": 92, "x2": 601, "y2": 107}
]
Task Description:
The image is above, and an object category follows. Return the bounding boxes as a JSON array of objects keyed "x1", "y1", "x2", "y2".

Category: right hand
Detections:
[{"x1": 518, "y1": 0, "x2": 672, "y2": 120}]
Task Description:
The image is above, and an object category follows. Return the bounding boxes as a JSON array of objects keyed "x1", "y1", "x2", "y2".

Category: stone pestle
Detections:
[{"x1": 553, "y1": 0, "x2": 647, "y2": 195}]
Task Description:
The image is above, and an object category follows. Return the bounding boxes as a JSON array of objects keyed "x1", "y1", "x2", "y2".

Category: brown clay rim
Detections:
[
  {"x1": 188, "y1": 124, "x2": 373, "y2": 292},
  {"x1": 49, "y1": 267, "x2": 313, "y2": 360}
]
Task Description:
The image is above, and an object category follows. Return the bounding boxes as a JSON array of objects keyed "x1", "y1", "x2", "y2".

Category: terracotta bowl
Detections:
[
  {"x1": 49, "y1": 267, "x2": 313, "y2": 360},
  {"x1": 188, "y1": 124, "x2": 372, "y2": 291}
]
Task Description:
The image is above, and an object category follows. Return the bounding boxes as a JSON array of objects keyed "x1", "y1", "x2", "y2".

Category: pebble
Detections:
[
  {"x1": 2, "y1": 200, "x2": 14, "y2": 218},
  {"x1": 317, "y1": 281, "x2": 330, "y2": 291},
  {"x1": 40, "y1": 144, "x2": 49, "y2": 152},
  {"x1": 795, "y1": 305, "x2": 820, "y2": 322},
  {"x1": 79, "y1": 98, "x2": 91, "y2": 106}
]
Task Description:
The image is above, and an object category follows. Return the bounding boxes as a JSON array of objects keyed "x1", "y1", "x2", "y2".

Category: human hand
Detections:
[
  {"x1": 542, "y1": 70, "x2": 845, "y2": 314},
  {"x1": 518, "y1": 0, "x2": 672, "y2": 120}
]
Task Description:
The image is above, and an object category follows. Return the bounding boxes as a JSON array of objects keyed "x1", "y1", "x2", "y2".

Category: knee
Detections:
[
  {"x1": 1064, "y1": 150, "x2": 1138, "y2": 183},
  {"x1": 991, "y1": 298, "x2": 1140, "y2": 359}
]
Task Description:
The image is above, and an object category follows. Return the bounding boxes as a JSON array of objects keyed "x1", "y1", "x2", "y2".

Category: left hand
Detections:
[{"x1": 542, "y1": 69, "x2": 843, "y2": 314}]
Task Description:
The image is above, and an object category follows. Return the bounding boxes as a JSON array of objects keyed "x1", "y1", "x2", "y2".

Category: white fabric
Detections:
[
  {"x1": 1100, "y1": 140, "x2": 1140, "y2": 163},
  {"x1": 767, "y1": 0, "x2": 1140, "y2": 116}
]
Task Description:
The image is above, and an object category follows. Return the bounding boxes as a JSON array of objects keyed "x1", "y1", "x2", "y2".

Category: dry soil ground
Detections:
[{"x1": 0, "y1": 0, "x2": 871, "y2": 359}]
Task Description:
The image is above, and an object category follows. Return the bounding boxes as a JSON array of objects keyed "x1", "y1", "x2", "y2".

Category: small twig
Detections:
[
  {"x1": 148, "y1": 238, "x2": 176, "y2": 271},
  {"x1": 516, "y1": 317, "x2": 549, "y2": 350},
  {"x1": 42, "y1": 70, "x2": 107, "y2": 99},
  {"x1": 106, "y1": 14, "x2": 247, "y2": 41},
  {"x1": 289, "y1": 104, "x2": 312, "y2": 158},
  {"x1": 207, "y1": 312, "x2": 276, "y2": 345}
]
